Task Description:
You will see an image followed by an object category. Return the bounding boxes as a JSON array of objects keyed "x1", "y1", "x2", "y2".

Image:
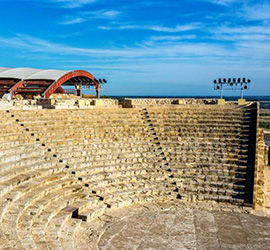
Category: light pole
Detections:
[{"x1": 214, "y1": 78, "x2": 251, "y2": 100}]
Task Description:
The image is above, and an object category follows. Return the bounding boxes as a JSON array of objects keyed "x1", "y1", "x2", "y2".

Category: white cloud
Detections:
[
  {"x1": 84, "y1": 9, "x2": 122, "y2": 19},
  {"x1": 97, "y1": 10, "x2": 121, "y2": 19},
  {"x1": 204, "y1": 0, "x2": 242, "y2": 6},
  {"x1": 59, "y1": 9, "x2": 121, "y2": 25},
  {"x1": 51, "y1": 0, "x2": 95, "y2": 8},
  {"x1": 60, "y1": 17, "x2": 86, "y2": 25},
  {"x1": 213, "y1": 25, "x2": 270, "y2": 34},
  {"x1": 98, "y1": 23, "x2": 200, "y2": 33},
  {"x1": 0, "y1": 34, "x2": 228, "y2": 59},
  {"x1": 1, "y1": 31, "x2": 270, "y2": 67},
  {"x1": 214, "y1": 34, "x2": 270, "y2": 41},
  {"x1": 149, "y1": 35, "x2": 197, "y2": 41},
  {"x1": 240, "y1": 2, "x2": 270, "y2": 21}
]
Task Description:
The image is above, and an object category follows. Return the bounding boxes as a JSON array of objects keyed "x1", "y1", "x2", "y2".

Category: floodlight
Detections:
[
  {"x1": 213, "y1": 77, "x2": 251, "y2": 99},
  {"x1": 99, "y1": 79, "x2": 102, "y2": 83},
  {"x1": 103, "y1": 79, "x2": 107, "y2": 84},
  {"x1": 74, "y1": 83, "x2": 80, "y2": 90}
]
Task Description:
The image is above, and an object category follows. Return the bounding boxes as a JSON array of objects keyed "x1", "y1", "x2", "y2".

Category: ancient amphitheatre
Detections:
[{"x1": 0, "y1": 67, "x2": 270, "y2": 250}]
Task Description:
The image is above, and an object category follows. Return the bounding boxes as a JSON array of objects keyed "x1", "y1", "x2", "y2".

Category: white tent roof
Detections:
[
  {"x1": 0, "y1": 67, "x2": 11, "y2": 74},
  {"x1": 25, "y1": 70, "x2": 69, "y2": 80},
  {"x1": 0, "y1": 67, "x2": 70, "y2": 81}
]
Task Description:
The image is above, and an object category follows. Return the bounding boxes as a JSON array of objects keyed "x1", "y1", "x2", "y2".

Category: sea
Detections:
[{"x1": 110, "y1": 96, "x2": 270, "y2": 109}]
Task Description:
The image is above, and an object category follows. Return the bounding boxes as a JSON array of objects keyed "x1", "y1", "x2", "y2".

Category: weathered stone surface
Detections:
[
  {"x1": 122, "y1": 98, "x2": 218, "y2": 108},
  {"x1": 96, "y1": 204, "x2": 270, "y2": 250}
]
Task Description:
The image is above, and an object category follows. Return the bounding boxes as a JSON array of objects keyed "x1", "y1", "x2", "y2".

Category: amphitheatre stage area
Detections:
[{"x1": 0, "y1": 97, "x2": 270, "y2": 250}]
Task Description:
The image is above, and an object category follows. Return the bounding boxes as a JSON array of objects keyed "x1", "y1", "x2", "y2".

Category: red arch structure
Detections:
[
  {"x1": 0, "y1": 67, "x2": 101, "y2": 98},
  {"x1": 42, "y1": 70, "x2": 98, "y2": 98}
]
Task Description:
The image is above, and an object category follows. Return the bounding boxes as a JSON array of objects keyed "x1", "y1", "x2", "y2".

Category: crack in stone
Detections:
[{"x1": 135, "y1": 213, "x2": 157, "y2": 250}]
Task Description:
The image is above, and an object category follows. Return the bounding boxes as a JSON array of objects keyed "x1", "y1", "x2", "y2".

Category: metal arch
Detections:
[
  {"x1": 43, "y1": 70, "x2": 99, "y2": 98},
  {"x1": 9, "y1": 80, "x2": 24, "y2": 97}
]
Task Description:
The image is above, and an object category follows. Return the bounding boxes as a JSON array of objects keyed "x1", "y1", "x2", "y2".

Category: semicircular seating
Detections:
[{"x1": 0, "y1": 103, "x2": 258, "y2": 249}]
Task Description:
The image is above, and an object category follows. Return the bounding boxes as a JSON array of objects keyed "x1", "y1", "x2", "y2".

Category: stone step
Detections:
[
  {"x1": 174, "y1": 178, "x2": 246, "y2": 192},
  {"x1": 77, "y1": 168, "x2": 165, "y2": 185},
  {"x1": 60, "y1": 218, "x2": 82, "y2": 250},
  {"x1": 157, "y1": 136, "x2": 251, "y2": 145},
  {"x1": 168, "y1": 166, "x2": 249, "y2": 176},
  {"x1": 3, "y1": 182, "x2": 82, "y2": 250},
  {"x1": 0, "y1": 171, "x2": 70, "y2": 249},
  {"x1": 0, "y1": 148, "x2": 47, "y2": 165},
  {"x1": 32, "y1": 190, "x2": 101, "y2": 249}
]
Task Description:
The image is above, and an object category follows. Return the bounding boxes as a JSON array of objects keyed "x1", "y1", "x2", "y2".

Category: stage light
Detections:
[
  {"x1": 74, "y1": 83, "x2": 80, "y2": 90},
  {"x1": 213, "y1": 77, "x2": 251, "y2": 99},
  {"x1": 103, "y1": 79, "x2": 107, "y2": 84},
  {"x1": 99, "y1": 79, "x2": 102, "y2": 83}
]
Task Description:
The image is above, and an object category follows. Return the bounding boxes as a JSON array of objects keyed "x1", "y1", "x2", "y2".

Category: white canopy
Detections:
[{"x1": 0, "y1": 67, "x2": 70, "y2": 81}]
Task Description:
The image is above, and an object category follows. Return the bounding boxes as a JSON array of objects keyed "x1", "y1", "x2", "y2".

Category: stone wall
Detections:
[
  {"x1": 254, "y1": 128, "x2": 270, "y2": 216},
  {"x1": 122, "y1": 98, "x2": 218, "y2": 108},
  {"x1": 0, "y1": 99, "x2": 41, "y2": 110},
  {"x1": 38, "y1": 98, "x2": 118, "y2": 108},
  {"x1": 0, "y1": 98, "x2": 119, "y2": 110}
]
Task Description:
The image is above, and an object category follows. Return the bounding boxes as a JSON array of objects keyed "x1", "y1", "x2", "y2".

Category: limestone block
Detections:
[
  {"x1": 93, "y1": 99, "x2": 105, "y2": 106},
  {"x1": 77, "y1": 100, "x2": 86, "y2": 107},
  {"x1": 217, "y1": 99, "x2": 226, "y2": 105},
  {"x1": 122, "y1": 99, "x2": 133, "y2": 108},
  {"x1": 85, "y1": 100, "x2": 91, "y2": 106},
  {"x1": 176, "y1": 99, "x2": 184, "y2": 105},
  {"x1": 238, "y1": 99, "x2": 246, "y2": 105}
]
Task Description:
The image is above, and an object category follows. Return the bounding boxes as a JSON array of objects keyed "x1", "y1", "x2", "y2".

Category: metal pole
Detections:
[
  {"x1": 80, "y1": 84, "x2": 82, "y2": 99},
  {"x1": 220, "y1": 85, "x2": 223, "y2": 99}
]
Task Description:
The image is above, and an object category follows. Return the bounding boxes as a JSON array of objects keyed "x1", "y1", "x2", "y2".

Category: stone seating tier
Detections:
[{"x1": 0, "y1": 103, "x2": 258, "y2": 249}]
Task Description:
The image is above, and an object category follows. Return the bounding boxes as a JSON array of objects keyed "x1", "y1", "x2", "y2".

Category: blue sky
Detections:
[{"x1": 0, "y1": 0, "x2": 270, "y2": 96}]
